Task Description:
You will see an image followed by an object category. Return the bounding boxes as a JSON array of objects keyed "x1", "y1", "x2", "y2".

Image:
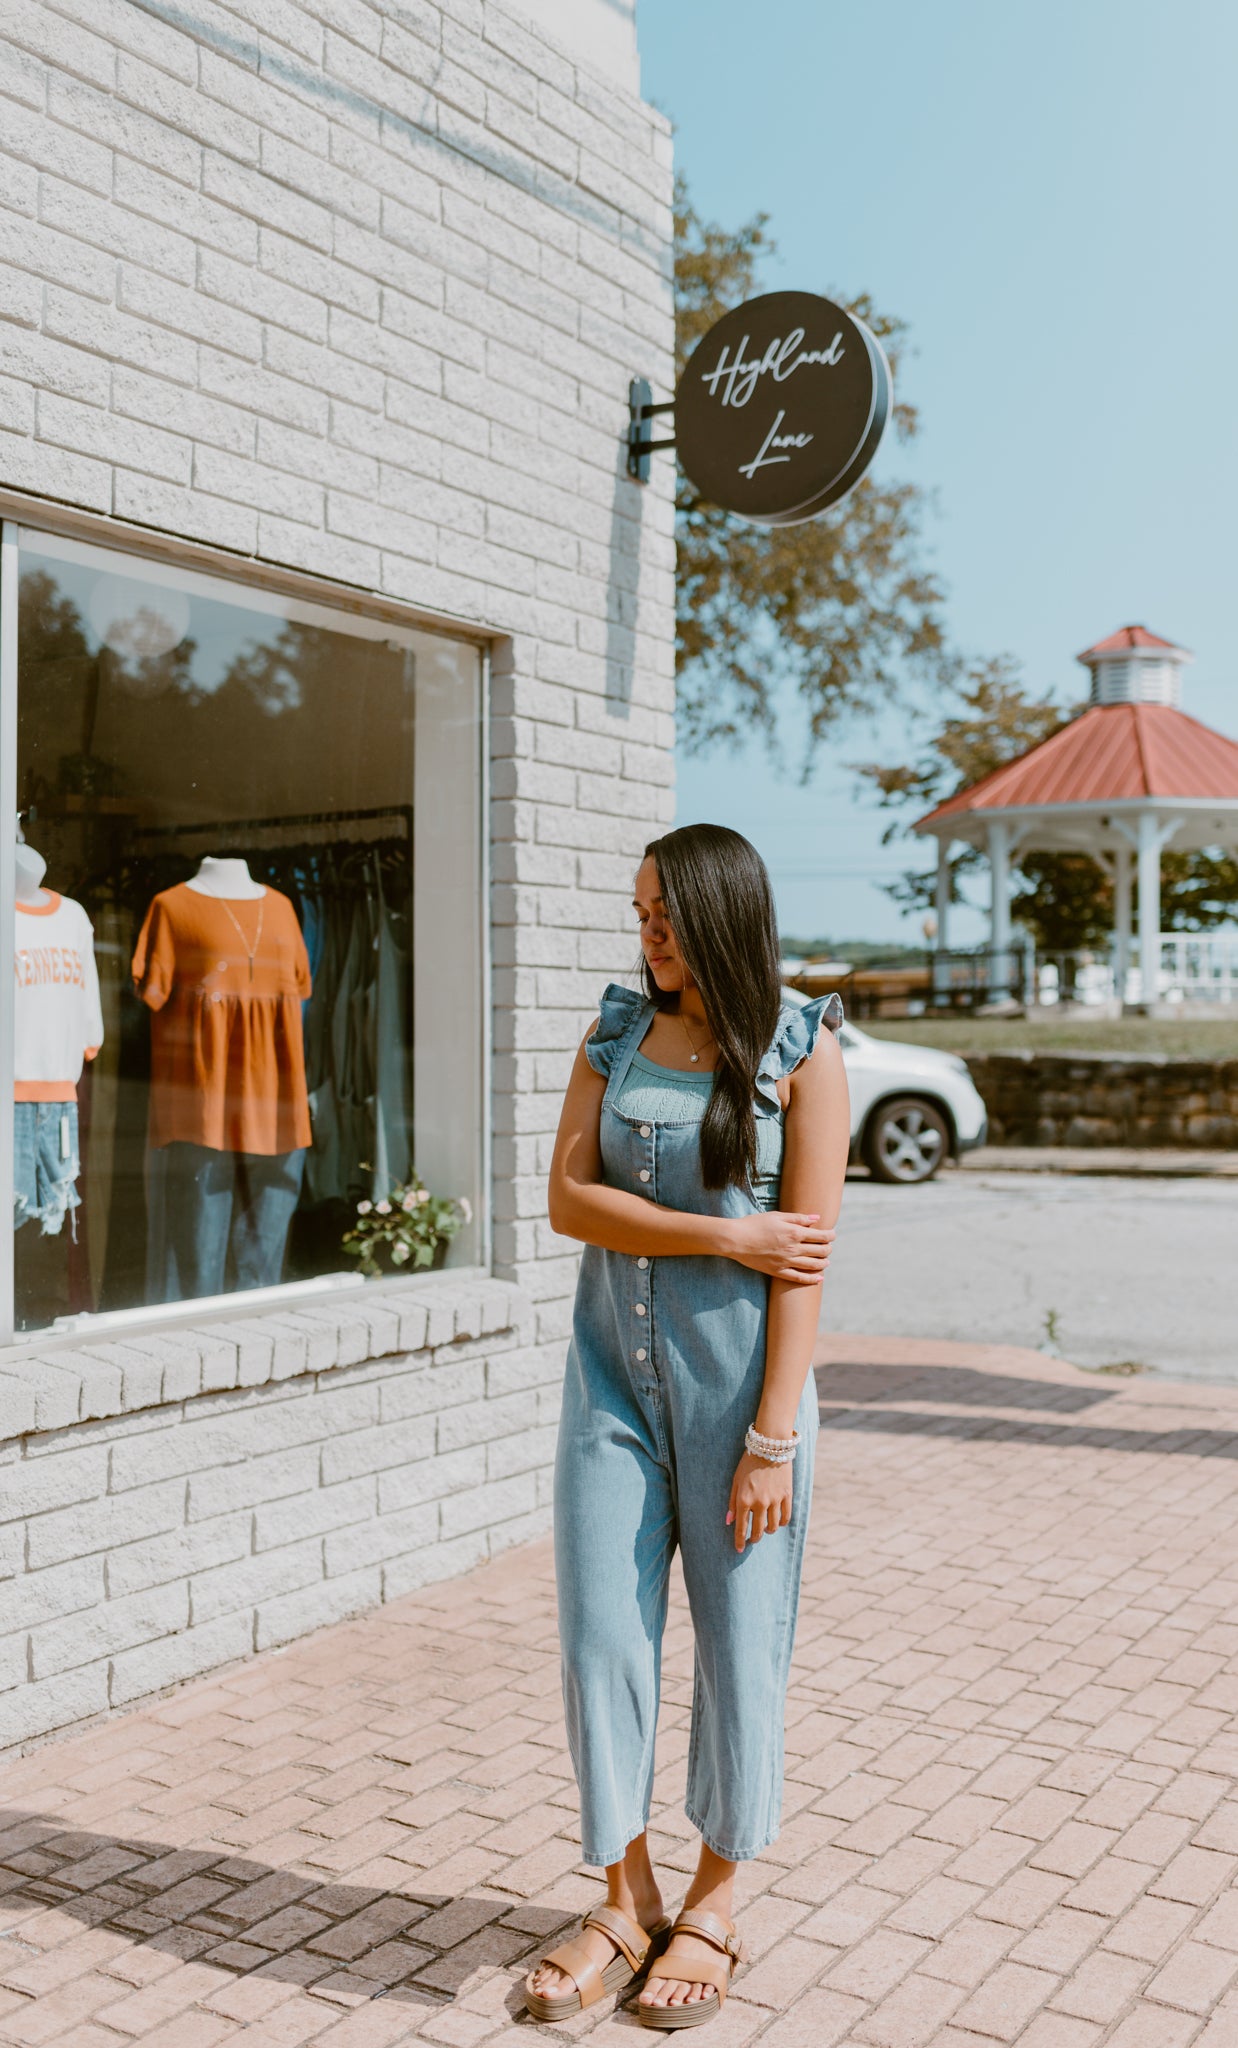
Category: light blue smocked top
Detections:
[
  {"x1": 615, "y1": 1051, "x2": 783, "y2": 1210},
  {"x1": 594, "y1": 987, "x2": 844, "y2": 1213}
]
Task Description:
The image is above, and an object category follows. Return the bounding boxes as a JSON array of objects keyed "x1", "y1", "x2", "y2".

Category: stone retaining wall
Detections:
[{"x1": 966, "y1": 1053, "x2": 1238, "y2": 1148}]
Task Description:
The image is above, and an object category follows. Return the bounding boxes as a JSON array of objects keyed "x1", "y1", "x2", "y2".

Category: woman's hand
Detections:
[
  {"x1": 727, "y1": 1452, "x2": 793, "y2": 1553},
  {"x1": 728, "y1": 1211, "x2": 834, "y2": 1284}
]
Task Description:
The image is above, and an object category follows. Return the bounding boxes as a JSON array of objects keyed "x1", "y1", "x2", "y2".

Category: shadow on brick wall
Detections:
[{"x1": 605, "y1": 448, "x2": 646, "y2": 719}]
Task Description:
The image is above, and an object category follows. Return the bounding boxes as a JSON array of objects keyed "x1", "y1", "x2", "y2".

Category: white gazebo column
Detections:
[
  {"x1": 987, "y1": 818, "x2": 1011, "y2": 998},
  {"x1": 1112, "y1": 840, "x2": 1132, "y2": 1000},
  {"x1": 1136, "y1": 809, "x2": 1161, "y2": 1006}
]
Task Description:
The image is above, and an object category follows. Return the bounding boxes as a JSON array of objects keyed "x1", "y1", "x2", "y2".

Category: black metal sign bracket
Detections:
[{"x1": 627, "y1": 378, "x2": 676, "y2": 482}]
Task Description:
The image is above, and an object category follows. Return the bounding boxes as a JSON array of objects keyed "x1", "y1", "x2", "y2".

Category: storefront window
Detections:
[{"x1": 3, "y1": 526, "x2": 484, "y2": 1337}]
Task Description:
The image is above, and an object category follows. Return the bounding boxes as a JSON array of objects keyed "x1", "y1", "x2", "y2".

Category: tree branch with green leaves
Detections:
[{"x1": 673, "y1": 180, "x2": 952, "y2": 766}]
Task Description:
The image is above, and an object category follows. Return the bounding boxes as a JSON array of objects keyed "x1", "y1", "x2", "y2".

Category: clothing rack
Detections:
[{"x1": 134, "y1": 804, "x2": 413, "y2": 841}]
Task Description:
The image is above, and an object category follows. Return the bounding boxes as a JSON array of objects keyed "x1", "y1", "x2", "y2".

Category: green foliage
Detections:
[
  {"x1": 673, "y1": 180, "x2": 951, "y2": 765},
  {"x1": 1011, "y1": 853, "x2": 1114, "y2": 951},
  {"x1": 851, "y1": 656, "x2": 1106, "y2": 945},
  {"x1": 342, "y1": 1173, "x2": 469, "y2": 1278},
  {"x1": 1159, "y1": 848, "x2": 1238, "y2": 930},
  {"x1": 853, "y1": 654, "x2": 1066, "y2": 819}
]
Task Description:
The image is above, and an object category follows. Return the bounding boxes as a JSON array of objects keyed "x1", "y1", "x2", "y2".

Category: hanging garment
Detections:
[
  {"x1": 243, "y1": 836, "x2": 412, "y2": 1207},
  {"x1": 132, "y1": 883, "x2": 312, "y2": 1155},
  {"x1": 83, "y1": 897, "x2": 132, "y2": 1302},
  {"x1": 302, "y1": 866, "x2": 344, "y2": 1205},
  {"x1": 333, "y1": 880, "x2": 377, "y2": 1195},
  {"x1": 370, "y1": 868, "x2": 411, "y2": 1194}
]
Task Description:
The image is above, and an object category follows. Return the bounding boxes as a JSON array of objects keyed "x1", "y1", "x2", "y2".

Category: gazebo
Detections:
[{"x1": 915, "y1": 626, "x2": 1238, "y2": 1006}]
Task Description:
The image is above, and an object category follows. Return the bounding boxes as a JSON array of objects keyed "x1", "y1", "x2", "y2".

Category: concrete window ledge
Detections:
[
  {"x1": 0, "y1": 1272, "x2": 526, "y2": 1439},
  {"x1": 0, "y1": 1272, "x2": 564, "y2": 1753}
]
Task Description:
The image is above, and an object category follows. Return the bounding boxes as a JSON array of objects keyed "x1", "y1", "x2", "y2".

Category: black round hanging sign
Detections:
[{"x1": 674, "y1": 291, "x2": 890, "y2": 526}]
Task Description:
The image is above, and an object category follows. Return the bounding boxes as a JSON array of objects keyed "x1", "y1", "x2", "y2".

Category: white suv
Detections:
[{"x1": 785, "y1": 993, "x2": 989, "y2": 1183}]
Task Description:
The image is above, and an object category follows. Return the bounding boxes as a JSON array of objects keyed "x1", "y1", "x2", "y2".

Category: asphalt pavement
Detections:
[{"x1": 828, "y1": 1166, "x2": 1237, "y2": 1381}]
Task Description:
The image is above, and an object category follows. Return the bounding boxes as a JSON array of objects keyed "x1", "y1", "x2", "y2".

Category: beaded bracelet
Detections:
[{"x1": 745, "y1": 1424, "x2": 800, "y2": 1465}]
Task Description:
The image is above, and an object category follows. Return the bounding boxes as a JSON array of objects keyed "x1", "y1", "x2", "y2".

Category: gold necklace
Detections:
[
  {"x1": 678, "y1": 1006, "x2": 713, "y2": 1065},
  {"x1": 218, "y1": 895, "x2": 265, "y2": 983}
]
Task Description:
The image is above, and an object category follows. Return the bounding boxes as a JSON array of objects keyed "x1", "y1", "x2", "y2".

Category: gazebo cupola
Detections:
[{"x1": 1079, "y1": 624, "x2": 1192, "y2": 708}]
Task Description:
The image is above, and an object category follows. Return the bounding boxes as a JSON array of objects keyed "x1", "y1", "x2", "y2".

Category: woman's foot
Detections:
[
  {"x1": 639, "y1": 1859, "x2": 736, "y2": 2013},
  {"x1": 527, "y1": 1842, "x2": 664, "y2": 2003}
]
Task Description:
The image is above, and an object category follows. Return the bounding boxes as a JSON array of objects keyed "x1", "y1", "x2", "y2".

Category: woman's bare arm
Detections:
[
  {"x1": 727, "y1": 1022, "x2": 850, "y2": 1550},
  {"x1": 548, "y1": 1028, "x2": 834, "y2": 1280},
  {"x1": 755, "y1": 1024, "x2": 851, "y2": 1433}
]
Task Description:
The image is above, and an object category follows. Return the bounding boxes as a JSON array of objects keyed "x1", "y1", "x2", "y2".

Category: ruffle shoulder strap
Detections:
[
  {"x1": 755, "y1": 993, "x2": 844, "y2": 1110},
  {"x1": 584, "y1": 982, "x2": 647, "y2": 1078}
]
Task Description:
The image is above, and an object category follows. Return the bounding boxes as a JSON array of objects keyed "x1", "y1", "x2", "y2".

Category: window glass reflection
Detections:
[{"x1": 11, "y1": 530, "x2": 472, "y2": 1333}]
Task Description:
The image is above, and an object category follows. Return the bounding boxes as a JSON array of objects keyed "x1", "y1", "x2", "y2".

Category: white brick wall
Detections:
[
  {"x1": 0, "y1": 0, "x2": 675, "y2": 1742},
  {"x1": 0, "y1": 1277, "x2": 565, "y2": 1752},
  {"x1": 513, "y1": 0, "x2": 638, "y2": 95}
]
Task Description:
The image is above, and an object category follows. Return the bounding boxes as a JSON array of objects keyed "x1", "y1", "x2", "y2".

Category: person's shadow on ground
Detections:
[{"x1": 0, "y1": 1806, "x2": 577, "y2": 2024}]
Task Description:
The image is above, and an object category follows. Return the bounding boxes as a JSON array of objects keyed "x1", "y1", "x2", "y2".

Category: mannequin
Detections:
[
  {"x1": 187, "y1": 855, "x2": 265, "y2": 900},
  {"x1": 133, "y1": 857, "x2": 313, "y2": 1303},
  {"x1": 12, "y1": 826, "x2": 104, "y2": 1251},
  {"x1": 15, "y1": 839, "x2": 52, "y2": 908}
]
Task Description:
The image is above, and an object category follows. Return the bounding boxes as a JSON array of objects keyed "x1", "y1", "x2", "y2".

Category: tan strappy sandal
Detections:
[
  {"x1": 523, "y1": 1901, "x2": 672, "y2": 2022},
  {"x1": 637, "y1": 1906, "x2": 746, "y2": 2030}
]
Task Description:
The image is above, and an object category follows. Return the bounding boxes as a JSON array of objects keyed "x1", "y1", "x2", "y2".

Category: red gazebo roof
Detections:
[
  {"x1": 1077, "y1": 624, "x2": 1189, "y2": 662},
  {"x1": 918, "y1": 702, "x2": 1238, "y2": 827}
]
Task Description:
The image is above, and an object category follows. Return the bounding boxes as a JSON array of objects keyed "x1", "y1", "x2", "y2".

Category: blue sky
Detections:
[{"x1": 637, "y1": 0, "x2": 1238, "y2": 947}]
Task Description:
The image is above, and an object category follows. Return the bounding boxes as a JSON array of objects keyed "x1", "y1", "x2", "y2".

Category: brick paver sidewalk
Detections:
[{"x1": 4, "y1": 1335, "x2": 1238, "y2": 2046}]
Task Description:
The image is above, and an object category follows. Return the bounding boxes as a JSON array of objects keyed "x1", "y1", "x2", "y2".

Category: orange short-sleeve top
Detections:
[{"x1": 132, "y1": 883, "x2": 313, "y2": 1156}]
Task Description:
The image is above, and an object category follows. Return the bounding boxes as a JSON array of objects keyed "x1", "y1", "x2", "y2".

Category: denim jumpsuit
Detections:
[{"x1": 555, "y1": 983, "x2": 843, "y2": 1867}]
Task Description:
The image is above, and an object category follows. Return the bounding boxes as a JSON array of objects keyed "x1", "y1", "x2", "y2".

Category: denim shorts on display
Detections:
[{"x1": 13, "y1": 1101, "x2": 80, "y2": 1236}]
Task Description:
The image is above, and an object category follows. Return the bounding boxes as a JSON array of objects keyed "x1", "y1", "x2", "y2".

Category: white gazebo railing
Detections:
[
  {"x1": 1157, "y1": 932, "x2": 1238, "y2": 1003},
  {"x1": 1034, "y1": 932, "x2": 1238, "y2": 1006},
  {"x1": 815, "y1": 938, "x2": 1238, "y2": 1018}
]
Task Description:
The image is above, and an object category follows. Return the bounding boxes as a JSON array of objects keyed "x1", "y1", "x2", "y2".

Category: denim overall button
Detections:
[
  {"x1": 637, "y1": 1256, "x2": 649, "y2": 1269},
  {"x1": 639, "y1": 1124, "x2": 652, "y2": 1138},
  {"x1": 634, "y1": 1302, "x2": 646, "y2": 1316},
  {"x1": 635, "y1": 1347, "x2": 647, "y2": 1361},
  {"x1": 638, "y1": 1169, "x2": 650, "y2": 1182}
]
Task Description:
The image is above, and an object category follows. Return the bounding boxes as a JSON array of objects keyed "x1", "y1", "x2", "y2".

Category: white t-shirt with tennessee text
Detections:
[{"x1": 14, "y1": 892, "x2": 105, "y2": 1102}]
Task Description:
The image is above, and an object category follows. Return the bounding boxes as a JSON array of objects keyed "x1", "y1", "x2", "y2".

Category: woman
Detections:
[{"x1": 524, "y1": 824, "x2": 849, "y2": 2029}]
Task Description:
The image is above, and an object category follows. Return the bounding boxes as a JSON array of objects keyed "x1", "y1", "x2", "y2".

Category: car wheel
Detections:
[{"x1": 863, "y1": 1096, "x2": 950, "y2": 1184}]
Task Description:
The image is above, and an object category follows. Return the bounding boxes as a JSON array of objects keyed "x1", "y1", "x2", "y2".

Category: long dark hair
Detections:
[{"x1": 641, "y1": 824, "x2": 783, "y2": 1190}]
